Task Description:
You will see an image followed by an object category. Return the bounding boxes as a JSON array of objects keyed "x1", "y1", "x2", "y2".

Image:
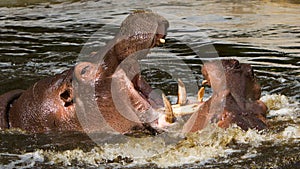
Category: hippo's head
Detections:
[
  {"x1": 183, "y1": 59, "x2": 268, "y2": 132},
  {"x1": 7, "y1": 11, "x2": 169, "y2": 133},
  {"x1": 201, "y1": 59, "x2": 262, "y2": 101},
  {"x1": 71, "y1": 11, "x2": 169, "y2": 133},
  {"x1": 8, "y1": 69, "x2": 81, "y2": 132}
]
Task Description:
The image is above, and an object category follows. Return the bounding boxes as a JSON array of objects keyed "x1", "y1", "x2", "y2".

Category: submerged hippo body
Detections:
[
  {"x1": 183, "y1": 59, "x2": 268, "y2": 132},
  {"x1": 0, "y1": 11, "x2": 169, "y2": 133}
]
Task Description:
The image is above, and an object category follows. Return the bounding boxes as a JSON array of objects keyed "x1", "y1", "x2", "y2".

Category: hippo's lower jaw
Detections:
[
  {"x1": 157, "y1": 59, "x2": 268, "y2": 133},
  {"x1": 149, "y1": 59, "x2": 268, "y2": 133}
]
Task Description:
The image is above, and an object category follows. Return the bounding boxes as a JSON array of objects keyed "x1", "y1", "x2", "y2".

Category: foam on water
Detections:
[
  {"x1": 0, "y1": 152, "x2": 44, "y2": 169},
  {"x1": 261, "y1": 94, "x2": 299, "y2": 120},
  {"x1": 1, "y1": 94, "x2": 299, "y2": 168}
]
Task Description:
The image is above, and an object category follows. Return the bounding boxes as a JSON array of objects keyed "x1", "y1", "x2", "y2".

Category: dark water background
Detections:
[{"x1": 0, "y1": 0, "x2": 299, "y2": 168}]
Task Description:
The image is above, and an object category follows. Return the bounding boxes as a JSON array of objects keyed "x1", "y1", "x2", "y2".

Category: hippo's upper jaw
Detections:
[
  {"x1": 115, "y1": 11, "x2": 169, "y2": 62},
  {"x1": 183, "y1": 59, "x2": 268, "y2": 132}
]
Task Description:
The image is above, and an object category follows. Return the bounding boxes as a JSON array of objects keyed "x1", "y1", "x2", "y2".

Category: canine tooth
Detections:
[
  {"x1": 159, "y1": 38, "x2": 165, "y2": 44},
  {"x1": 198, "y1": 87, "x2": 205, "y2": 102},
  {"x1": 90, "y1": 51, "x2": 97, "y2": 55},
  {"x1": 162, "y1": 93, "x2": 176, "y2": 123},
  {"x1": 177, "y1": 79, "x2": 187, "y2": 105},
  {"x1": 202, "y1": 80, "x2": 208, "y2": 85}
]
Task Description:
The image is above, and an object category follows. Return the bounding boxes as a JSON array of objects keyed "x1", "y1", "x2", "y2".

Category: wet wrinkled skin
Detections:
[
  {"x1": 183, "y1": 59, "x2": 268, "y2": 132},
  {"x1": 0, "y1": 89, "x2": 24, "y2": 129},
  {"x1": 0, "y1": 11, "x2": 169, "y2": 133},
  {"x1": 8, "y1": 69, "x2": 81, "y2": 132},
  {"x1": 0, "y1": 12, "x2": 268, "y2": 134}
]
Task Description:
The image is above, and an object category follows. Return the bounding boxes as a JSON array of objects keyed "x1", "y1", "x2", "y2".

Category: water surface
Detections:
[{"x1": 0, "y1": 0, "x2": 299, "y2": 168}]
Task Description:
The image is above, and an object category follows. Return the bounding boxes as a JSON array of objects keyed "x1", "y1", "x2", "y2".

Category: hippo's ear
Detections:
[
  {"x1": 0, "y1": 89, "x2": 24, "y2": 129},
  {"x1": 74, "y1": 62, "x2": 97, "y2": 84}
]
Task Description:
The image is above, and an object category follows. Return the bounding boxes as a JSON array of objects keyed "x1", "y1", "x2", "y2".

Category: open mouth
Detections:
[
  {"x1": 154, "y1": 20, "x2": 168, "y2": 46},
  {"x1": 150, "y1": 79, "x2": 204, "y2": 130},
  {"x1": 152, "y1": 34, "x2": 166, "y2": 47}
]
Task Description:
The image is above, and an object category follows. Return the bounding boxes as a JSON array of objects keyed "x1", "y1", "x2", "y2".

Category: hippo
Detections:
[
  {"x1": 0, "y1": 11, "x2": 268, "y2": 134},
  {"x1": 0, "y1": 11, "x2": 169, "y2": 134},
  {"x1": 182, "y1": 59, "x2": 268, "y2": 132}
]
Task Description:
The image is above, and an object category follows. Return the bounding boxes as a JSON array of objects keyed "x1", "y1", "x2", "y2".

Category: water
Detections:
[{"x1": 0, "y1": 0, "x2": 299, "y2": 168}]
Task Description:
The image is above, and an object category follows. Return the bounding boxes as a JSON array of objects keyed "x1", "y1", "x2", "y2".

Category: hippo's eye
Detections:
[{"x1": 81, "y1": 66, "x2": 90, "y2": 75}]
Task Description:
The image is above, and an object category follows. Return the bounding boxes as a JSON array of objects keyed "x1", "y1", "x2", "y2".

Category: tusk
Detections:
[
  {"x1": 198, "y1": 87, "x2": 205, "y2": 102},
  {"x1": 202, "y1": 80, "x2": 208, "y2": 85},
  {"x1": 162, "y1": 93, "x2": 176, "y2": 123},
  {"x1": 177, "y1": 79, "x2": 187, "y2": 105},
  {"x1": 159, "y1": 38, "x2": 165, "y2": 44},
  {"x1": 90, "y1": 51, "x2": 97, "y2": 55}
]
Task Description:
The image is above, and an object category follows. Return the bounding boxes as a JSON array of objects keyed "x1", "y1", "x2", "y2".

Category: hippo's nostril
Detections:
[{"x1": 60, "y1": 89, "x2": 73, "y2": 107}]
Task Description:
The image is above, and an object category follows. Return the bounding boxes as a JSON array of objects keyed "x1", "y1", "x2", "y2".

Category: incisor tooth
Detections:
[
  {"x1": 159, "y1": 38, "x2": 165, "y2": 44},
  {"x1": 198, "y1": 87, "x2": 205, "y2": 102},
  {"x1": 162, "y1": 93, "x2": 176, "y2": 123},
  {"x1": 177, "y1": 79, "x2": 187, "y2": 105},
  {"x1": 202, "y1": 80, "x2": 208, "y2": 85}
]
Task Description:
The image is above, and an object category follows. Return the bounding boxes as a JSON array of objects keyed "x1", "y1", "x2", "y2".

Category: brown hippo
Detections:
[
  {"x1": 0, "y1": 11, "x2": 268, "y2": 134},
  {"x1": 0, "y1": 11, "x2": 169, "y2": 133},
  {"x1": 183, "y1": 59, "x2": 268, "y2": 132}
]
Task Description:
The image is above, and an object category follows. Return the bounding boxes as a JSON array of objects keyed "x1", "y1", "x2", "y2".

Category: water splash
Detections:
[{"x1": 0, "y1": 95, "x2": 299, "y2": 168}]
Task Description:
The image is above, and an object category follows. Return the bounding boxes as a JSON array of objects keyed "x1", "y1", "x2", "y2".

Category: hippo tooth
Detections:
[
  {"x1": 198, "y1": 87, "x2": 205, "y2": 102},
  {"x1": 159, "y1": 38, "x2": 165, "y2": 44},
  {"x1": 162, "y1": 93, "x2": 176, "y2": 123},
  {"x1": 177, "y1": 79, "x2": 187, "y2": 105},
  {"x1": 202, "y1": 80, "x2": 208, "y2": 85}
]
